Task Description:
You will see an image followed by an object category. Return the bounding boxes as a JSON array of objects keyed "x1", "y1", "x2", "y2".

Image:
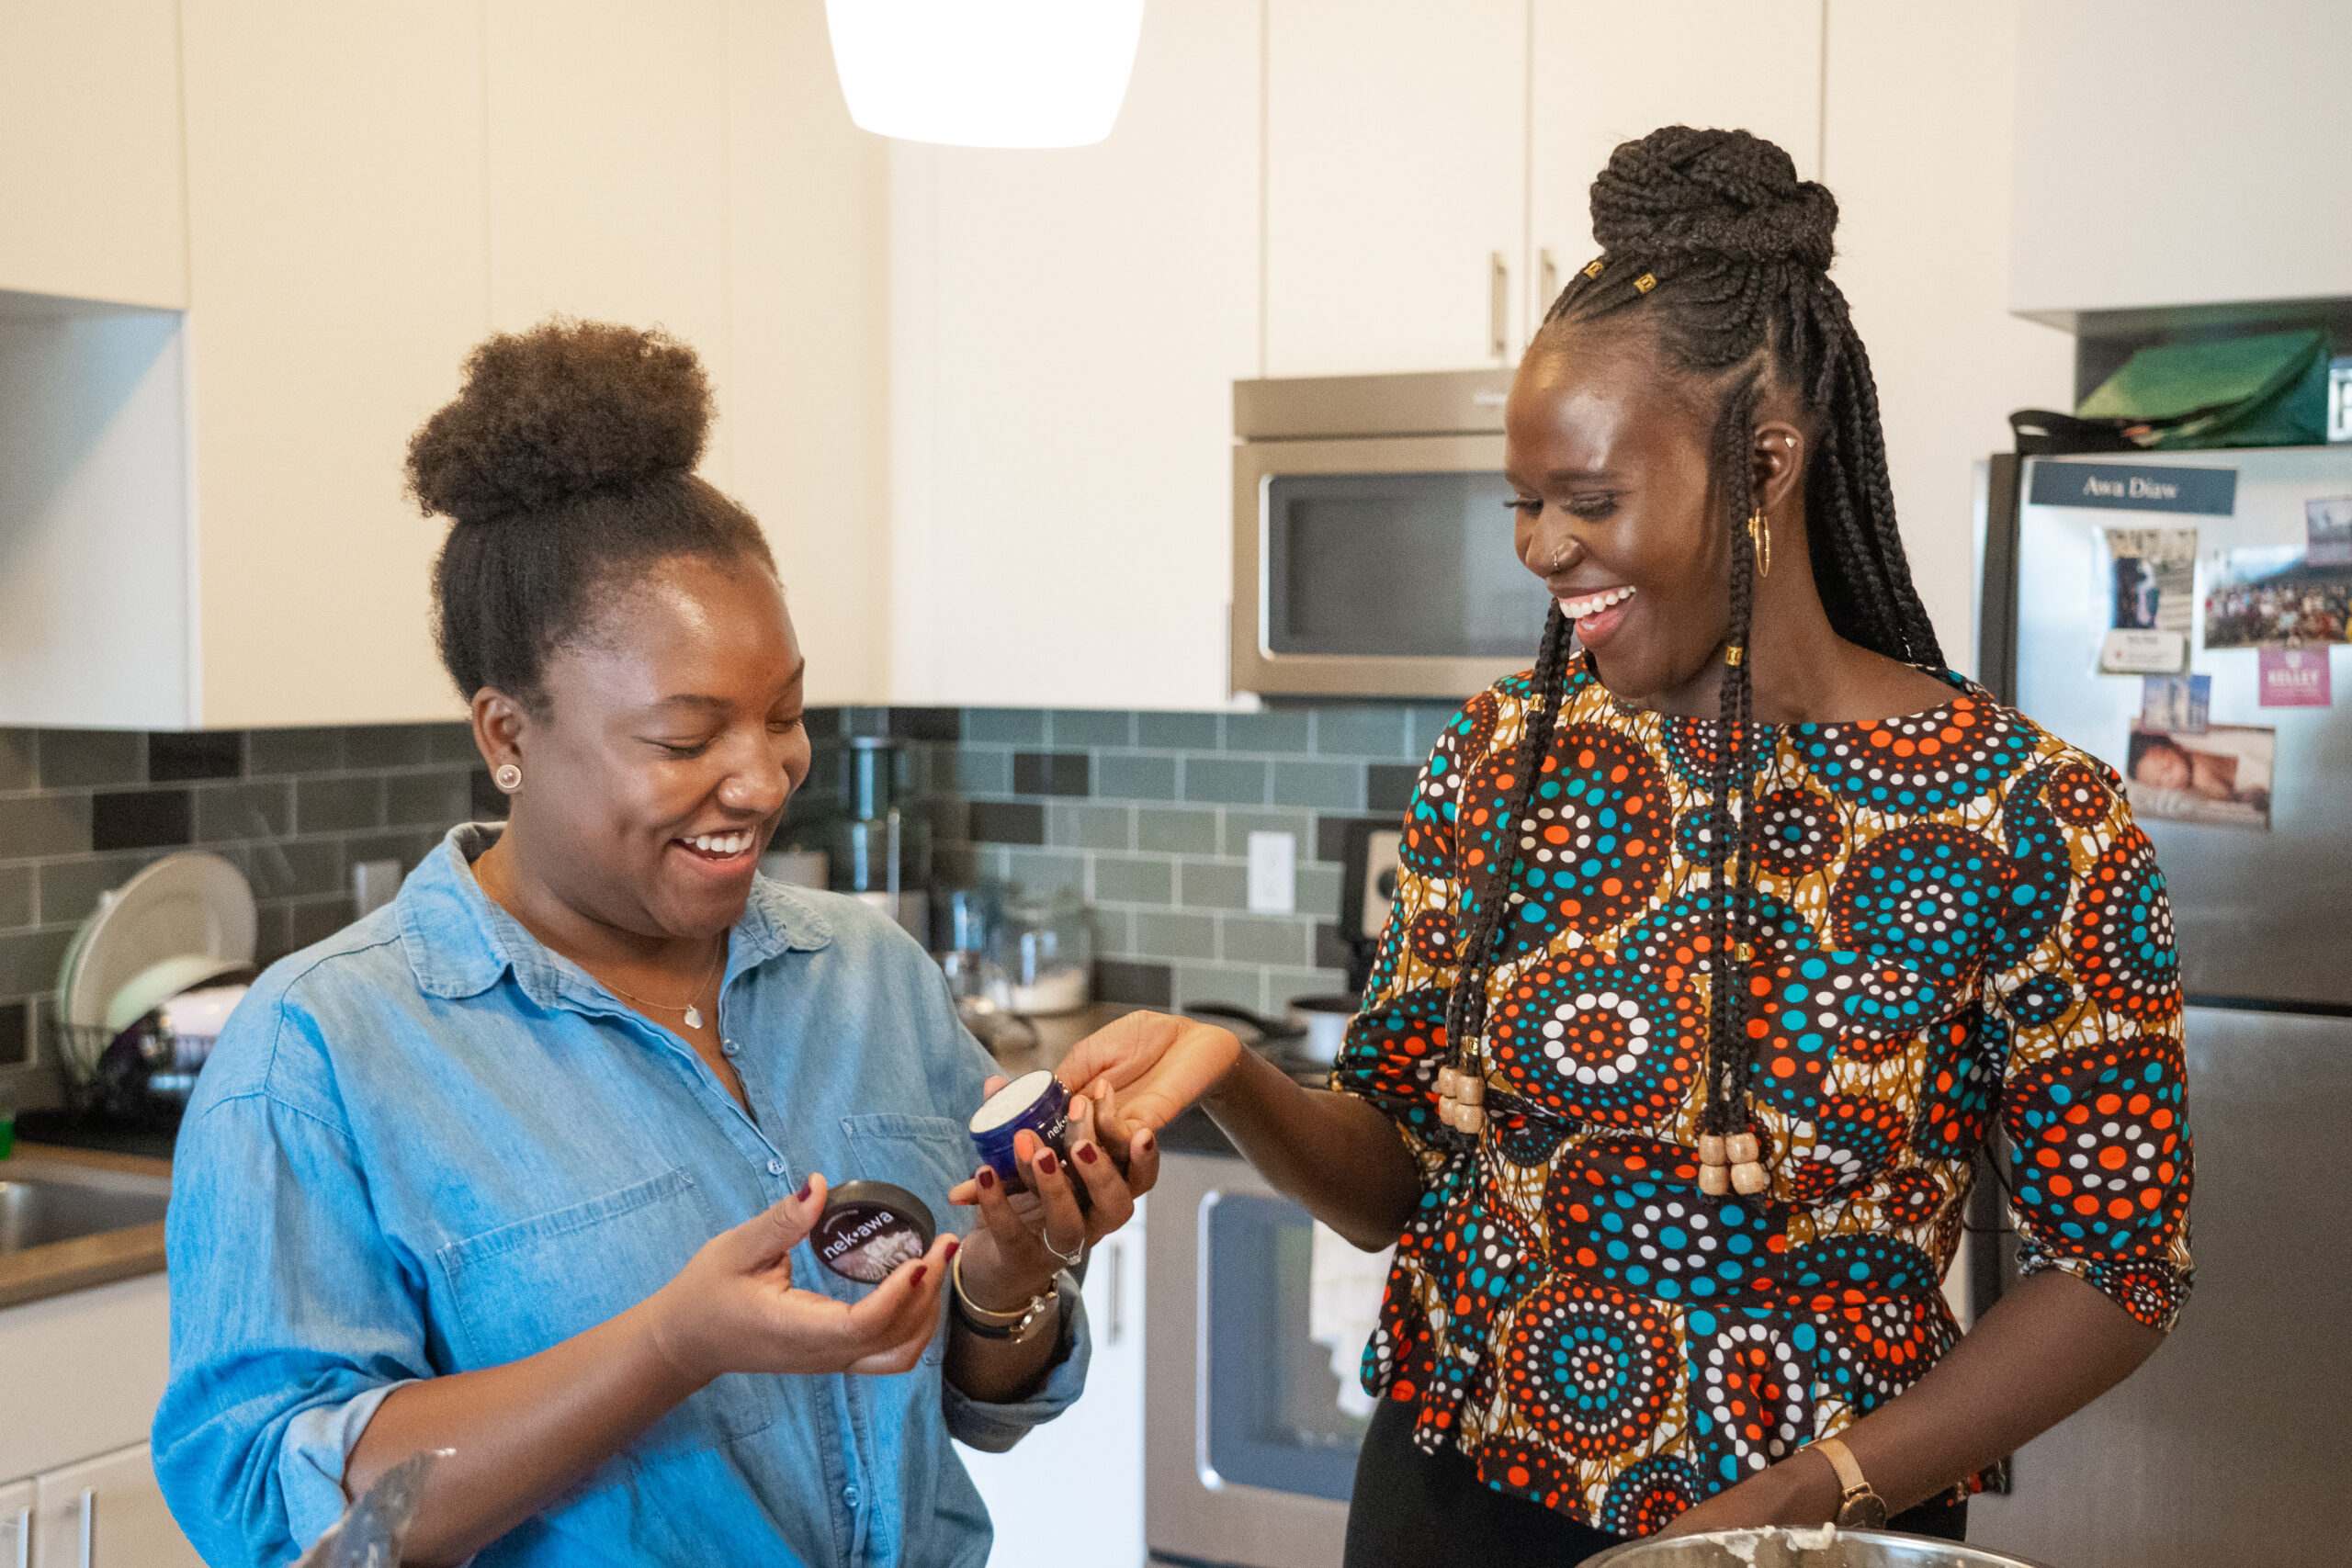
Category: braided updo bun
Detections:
[
  {"x1": 1589, "y1": 126, "x2": 1837, "y2": 272},
  {"x1": 1478, "y1": 126, "x2": 1946, "y2": 1179},
  {"x1": 410, "y1": 318, "x2": 774, "y2": 713}
]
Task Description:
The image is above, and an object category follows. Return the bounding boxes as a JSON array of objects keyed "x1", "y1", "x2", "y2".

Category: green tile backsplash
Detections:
[{"x1": 0, "y1": 701, "x2": 1454, "y2": 1089}]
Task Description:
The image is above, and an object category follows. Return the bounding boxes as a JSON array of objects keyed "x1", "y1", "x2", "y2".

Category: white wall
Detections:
[{"x1": 1824, "y1": 0, "x2": 2073, "y2": 673}]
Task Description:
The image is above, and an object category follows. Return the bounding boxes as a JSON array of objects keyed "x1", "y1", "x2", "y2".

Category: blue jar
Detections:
[{"x1": 968, "y1": 1068, "x2": 1072, "y2": 1183}]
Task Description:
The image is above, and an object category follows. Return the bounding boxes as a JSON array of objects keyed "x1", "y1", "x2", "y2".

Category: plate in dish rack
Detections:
[{"x1": 60, "y1": 852, "x2": 257, "y2": 1029}]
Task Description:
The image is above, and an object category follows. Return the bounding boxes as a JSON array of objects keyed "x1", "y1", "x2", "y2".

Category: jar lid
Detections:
[
  {"x1": 813, "y1": 1180, "x2": 936, "y2": 1283},
  {"x1": 969, "y1": 1068, "x2": 1060, "y2": 1134}
]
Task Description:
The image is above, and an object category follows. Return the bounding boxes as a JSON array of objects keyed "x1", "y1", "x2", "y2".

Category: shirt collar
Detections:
[{"x1": 398, "y1": 823, "x2": 834, "y2": 1004}]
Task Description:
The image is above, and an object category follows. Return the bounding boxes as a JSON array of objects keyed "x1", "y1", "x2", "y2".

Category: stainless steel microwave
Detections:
[{"x1": 1230, "y1": 369, "x2": 1551, "y2": 698}]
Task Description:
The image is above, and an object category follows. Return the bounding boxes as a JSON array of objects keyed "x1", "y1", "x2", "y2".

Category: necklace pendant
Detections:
[{"x1": 684, "y1": 1005, "x2": 704, "y2": 1030}]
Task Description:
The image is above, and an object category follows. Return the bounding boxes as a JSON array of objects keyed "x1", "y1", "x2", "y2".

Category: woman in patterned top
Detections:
[{"x1": 1060, "y1": 127, "x2": 2190, "y2": 1564}]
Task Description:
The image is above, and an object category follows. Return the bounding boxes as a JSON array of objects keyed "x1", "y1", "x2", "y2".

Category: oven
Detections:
[
  {"x1": 1144, "y1": 1129, "x2": 1392, "y2": 1568},
  {"x1": 1230, "y1": 368, "x2": 1551, "y2": 698}
]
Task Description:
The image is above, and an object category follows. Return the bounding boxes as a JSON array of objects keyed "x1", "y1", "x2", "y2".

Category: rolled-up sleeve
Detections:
[
  {"x1": 939, "y1": 1270, "x2": 1092, "y2": 1453},
  {"x1": 153, "y1": 1010, "x2": 433, "y2": 1563},
  {"x1": 1987, "y1": 773, "x2": 2195, "y2": 1334}
]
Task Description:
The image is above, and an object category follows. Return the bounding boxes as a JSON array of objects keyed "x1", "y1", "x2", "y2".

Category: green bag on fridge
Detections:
[{"x1": 2075, "y1": 327, "x2": 2332, "y2": 449}]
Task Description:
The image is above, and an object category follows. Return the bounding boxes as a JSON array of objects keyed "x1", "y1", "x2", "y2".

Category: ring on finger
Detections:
[{"x1": 1040, "y1": 1227, "x2": 1083, "y2": 1268}]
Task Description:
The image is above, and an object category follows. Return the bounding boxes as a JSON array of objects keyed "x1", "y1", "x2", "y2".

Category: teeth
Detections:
[
  {"x1": 688, "y1": 833, "x2": 748, "y2": 855},
  {"x1": 1560, "y1": 585, "x2": 1635, "y2": 619}
]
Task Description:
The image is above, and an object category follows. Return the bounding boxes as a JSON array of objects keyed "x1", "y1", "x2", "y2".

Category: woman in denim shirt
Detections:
[{"x1": 153, "y1": 321, "x2": 1173, "y2": 1566}]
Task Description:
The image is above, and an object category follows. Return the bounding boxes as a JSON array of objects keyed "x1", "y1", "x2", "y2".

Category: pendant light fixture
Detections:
[{"x1": 824, "y1": 0, "x2": 1147, "y2": 149}]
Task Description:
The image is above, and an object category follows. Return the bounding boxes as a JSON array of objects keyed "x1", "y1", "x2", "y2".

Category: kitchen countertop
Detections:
[{"x1": 0, "y1": 1142, "x2": 172, "y2": 1311}]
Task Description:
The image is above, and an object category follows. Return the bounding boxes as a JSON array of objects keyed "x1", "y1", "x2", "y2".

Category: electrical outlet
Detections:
[
  {"x1": 352, "y1": 858, "x2": 402, "y2": 918},
  {"x1": 1246, "y1": 830, "x2": 1296, "y2": 915}
]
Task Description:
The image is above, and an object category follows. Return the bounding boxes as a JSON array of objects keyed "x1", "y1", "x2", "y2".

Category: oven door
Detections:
[
  {"x1": 1147, "y1": 1147, "x2": 1387, "y2": 1568},
  {"x1": 1231, "y1": 432, "x2": 1550, "y2": 698}
]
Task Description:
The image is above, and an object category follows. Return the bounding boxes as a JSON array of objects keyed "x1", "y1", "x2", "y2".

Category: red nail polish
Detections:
[
  {"x1": 910, "y1": 1266, "x2": 927, "y2": 1287},
  {"x1": 1078, "y1": 1143, "x2": 1099, "y2": 1165},
  {"x1": 944, "y1": 1238, "x2": 960, "y2": 1258},
  {"x1": 978, "y1": 1167, "x2": 996, "y2": 1189},
  {"x1": 1038, "y1": 1150, "x2": 1058, "y2": 1176},
  {"x1": 795, "y1": 1179, "x2": 813, "y2": 1201},
  {"x1": 1136, "y1": 1130, "x2": 1155, "y2": 1150}
]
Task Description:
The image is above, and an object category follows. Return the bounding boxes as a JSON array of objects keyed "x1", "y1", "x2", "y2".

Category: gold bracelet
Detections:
[{"x1": 951, "y1": 1247, "x2": 1045, "y2": 1325}]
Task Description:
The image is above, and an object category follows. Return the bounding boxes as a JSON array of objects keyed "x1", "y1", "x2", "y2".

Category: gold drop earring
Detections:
[{"x1": 1747, "y1": 510, "x2": 1771, "y2": 578}]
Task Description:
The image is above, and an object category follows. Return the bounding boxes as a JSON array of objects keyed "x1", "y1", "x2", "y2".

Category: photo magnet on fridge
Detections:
[
  {"x1": 2097, "y1": 525, "x2": 2197, "y2": 673},
  {"x1": 2141, "y1": 673, "x2": 2211, "y2": 733},
  {"x1": 2308, "y1": 496, "x2": 2352, "y2": 567},
  {"x1": 2257, "y1": 646, "x2": 2332, "y2": 707},
  {"x1": 2204, "y1": 547, "x2": 2352, "y2": 649},
  {"x1": 2124, "y1": 720, "x2": 2275, "y2": 830}
]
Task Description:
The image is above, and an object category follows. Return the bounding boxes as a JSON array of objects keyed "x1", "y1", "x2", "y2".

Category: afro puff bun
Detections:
[
  {"x1": 407, "y1": 318, "x2": 713, "y2": 525},
  {"x1": 412, "y1": 318, "x2": 773, "y2": 710}
]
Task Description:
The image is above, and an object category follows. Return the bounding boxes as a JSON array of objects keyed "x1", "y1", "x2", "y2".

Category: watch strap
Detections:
[
  {"x1": 1812, "y1": 1436, "x2": 1889, "y2": 1528},
  {"x1": 950, "y1": 1251, "x2": 1055, "y2": 1341}
]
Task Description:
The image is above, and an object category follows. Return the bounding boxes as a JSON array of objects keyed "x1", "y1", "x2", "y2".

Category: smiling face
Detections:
[
  {"x1": 1504, "y1": 329, "x2": 1736, "y2": 706},
  {"x1": 499, "y1": 553, "x2": 811, "y2": 942}
]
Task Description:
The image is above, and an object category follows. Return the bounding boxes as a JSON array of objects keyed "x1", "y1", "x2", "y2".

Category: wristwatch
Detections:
[{"x1": 1811, "y1": 1437, "x2": 1889, "y2": 1529}]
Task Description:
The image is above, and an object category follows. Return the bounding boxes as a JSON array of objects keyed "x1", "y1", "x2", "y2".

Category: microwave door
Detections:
[{"x1": 1233, "y1": 431, "x2": 1547, "y2": 698}]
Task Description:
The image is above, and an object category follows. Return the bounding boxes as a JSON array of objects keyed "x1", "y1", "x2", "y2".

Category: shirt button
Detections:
[
  {"x1": 842, "y1": 1485, "x2": 861, "y2": 1509},
  {"x1": 768, "y1": 1158, "x2": 787, "y2": 1177},
  {"x1": 721, "y1": 1038, "x2": 741, "y2": 1057}
]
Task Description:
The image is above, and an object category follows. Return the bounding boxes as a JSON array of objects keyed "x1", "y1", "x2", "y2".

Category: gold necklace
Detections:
[{"x1": 596, "y1": 940, "x2": 726, "y2": 1031}]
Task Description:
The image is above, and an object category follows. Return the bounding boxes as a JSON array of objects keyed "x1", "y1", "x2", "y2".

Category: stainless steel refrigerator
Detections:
[{"x1": 1972, "y1": 446, "x2": 2352, "y2": 1566}]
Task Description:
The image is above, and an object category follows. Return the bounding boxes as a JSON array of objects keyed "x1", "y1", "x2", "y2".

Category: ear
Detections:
[
  {"x1": 1750, "y1": 421, "x2": 1806, "y2": 516},
  {"x1": 470, "y1": 685, "x2": 533, "y2": 776}
]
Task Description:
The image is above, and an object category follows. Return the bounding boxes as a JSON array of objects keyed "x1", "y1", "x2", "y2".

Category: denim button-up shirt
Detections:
[{"x1": 153, "y1": 825, "x2": 1086, "y2": 1567}]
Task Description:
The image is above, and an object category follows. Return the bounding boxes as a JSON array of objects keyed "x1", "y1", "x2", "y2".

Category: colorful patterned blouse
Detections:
[{"x1": 1330, "y1": 661, "x2": 2194, "y2": 1534}]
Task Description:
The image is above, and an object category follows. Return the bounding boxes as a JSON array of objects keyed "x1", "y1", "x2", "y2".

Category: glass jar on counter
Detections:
[{"x1": 989, "y1": 889, "x2": 1091, "y2": 1016}]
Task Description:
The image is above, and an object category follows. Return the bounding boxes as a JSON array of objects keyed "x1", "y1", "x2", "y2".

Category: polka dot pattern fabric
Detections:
[{"x1": 1329, "y1": 666, "x2": 2194, "y2": 1532}]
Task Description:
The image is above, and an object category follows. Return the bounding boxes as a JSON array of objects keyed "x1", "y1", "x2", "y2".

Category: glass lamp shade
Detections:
[{"x1": 824, "y1": 0, "x2": 1146, "y2": 149}]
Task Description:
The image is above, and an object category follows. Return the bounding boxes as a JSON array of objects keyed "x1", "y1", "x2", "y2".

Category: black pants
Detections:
[{"x1": 1342, "y1": 1396, "x2": 1968, "y2": 1568}]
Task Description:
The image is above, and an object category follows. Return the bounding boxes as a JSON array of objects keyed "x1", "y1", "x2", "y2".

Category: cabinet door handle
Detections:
[
  {"x1": 1107, "y1": 1239, "x2": 1125, "y2": 1345},
  {"x1": 1489, "y1": 252, "x2": 1510, "y2": 358},
  {"x1": 77, "y1": 1487, "x2": 94, "y2": 1568},
  {"x1": 1539, "y1": 248, "x2": 1559, "y2": 316},
  {"x1": 14, "y1": 1504, "x2": 28, "y2": 1568}
]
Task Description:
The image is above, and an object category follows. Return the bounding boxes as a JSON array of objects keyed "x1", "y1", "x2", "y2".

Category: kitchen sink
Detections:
[{"x1": 0, "y1": 1159, "x2": 171, "y2": 1253}]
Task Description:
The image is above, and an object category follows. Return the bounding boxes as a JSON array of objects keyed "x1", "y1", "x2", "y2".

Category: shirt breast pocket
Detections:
[
  {"x1": 841, "y1": 1112, "x2": 977, "y2": 1368},
  {"x1": 841, "y1": 1113, "x2": 977, "y2": 1238},
  {"x1": 437, "y1": 1167, "x2": 776, "y2": 1464}
]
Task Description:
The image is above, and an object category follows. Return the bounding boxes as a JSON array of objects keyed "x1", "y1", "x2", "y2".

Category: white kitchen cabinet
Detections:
[
  {"x1": 484, "y1": 1, "x2": 733, "y2": 473},
  {"x1": 0, "y1": 1272, "x2": 197, "y2": 1568},
  {"x1": 1262, "y1": 0, "x2": 1529, "y2": 377},
  {"x1": 30, "y1": 1445, "x2": 201, "y2": 1568},
  {"x1": 0, "y1": 0, "x2": 187, "y2": 310},
  {"x1": 2011, "y1": 2, "x2": 2352, "y2": 320},
  {"x1": 1525, "y1": 0, "x2": 1823, "y2": 331},
  {"x1": 1, "y1": 1480, "x2": 30, "y2": 1568},
  {"x1": 959, "y1": 1204, "x2": 1146, "y2": 1568},
  {"x1": 888, "y1": 0, "x2": 1261, "y2": 709},
  {"x1": 176, "y1": 0, "x2": 491, "y2": 730},
  {"x1": 0, "y1": 0, "x2": 895, "y2": 728}
]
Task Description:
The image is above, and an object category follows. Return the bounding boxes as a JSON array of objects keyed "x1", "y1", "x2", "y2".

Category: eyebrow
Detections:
[{"x1": 651, "y1": 658, "x2": 809, "y2": 712}]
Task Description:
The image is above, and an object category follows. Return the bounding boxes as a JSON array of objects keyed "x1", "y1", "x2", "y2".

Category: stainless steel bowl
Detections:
[{"x1": 1580, "y1": 1528, "x2": 2055, "y2": 1568}]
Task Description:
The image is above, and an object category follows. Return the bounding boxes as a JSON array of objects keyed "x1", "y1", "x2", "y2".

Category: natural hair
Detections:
[
  {"x1": 407, "y1": 318, "x2": 776, "y2": 716},
  {"x1": 1440, "y1": 127, "x2": 1943, "y2": 1156}
]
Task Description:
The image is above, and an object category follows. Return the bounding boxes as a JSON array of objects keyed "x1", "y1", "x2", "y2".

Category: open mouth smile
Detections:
[{"x1": 673, "y1": 829, "x2": 758, "y2": 865}]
